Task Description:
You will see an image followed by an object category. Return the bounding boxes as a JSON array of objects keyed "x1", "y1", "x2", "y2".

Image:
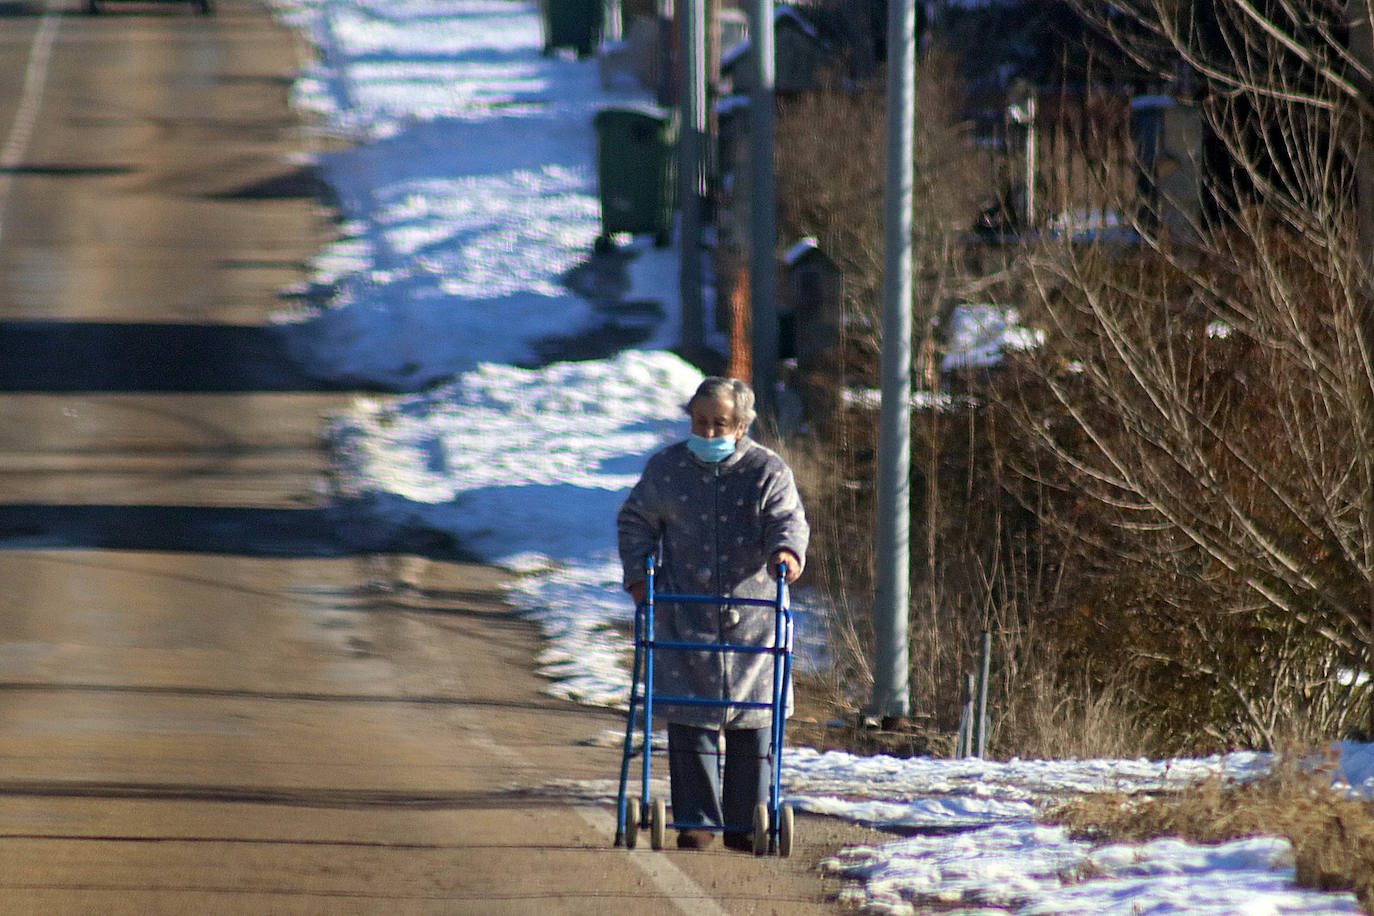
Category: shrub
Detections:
[{"x1": 1049, "y1": 748, "x2": 1374, "y2": 910}]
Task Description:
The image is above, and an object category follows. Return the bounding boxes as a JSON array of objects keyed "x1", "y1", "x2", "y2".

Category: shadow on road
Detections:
[
  {"x1": 0, "y1": 679, "x2": 581, "y2": 716},
  {"x1": 0, "y1": 164, "x2": 136, "y2": 177},
  {"x1": 0, "y1": 503, "x2": 476, "y2": 559},
  {"x1": 0, "y1": 778, "x2": 559, "y2": 811},
  {"x1": 207, "y1": 163, "x2": 333, "y2": 201},
  {"x1": 0, "y1": 321, "x2": 387, "y2": 393}
]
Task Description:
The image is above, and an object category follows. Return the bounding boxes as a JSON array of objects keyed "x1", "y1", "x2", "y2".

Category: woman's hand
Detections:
[
  {"x1": 625, "y1": 581, "x2": 647, "y2": 606},
  {"x1": 770, "y1": 550, "x2": 802, "y2": 584}
]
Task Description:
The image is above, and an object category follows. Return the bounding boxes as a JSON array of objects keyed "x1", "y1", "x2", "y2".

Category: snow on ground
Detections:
[{"x1": 268, "y1": 0, "x2": 1370, "y2": 911}]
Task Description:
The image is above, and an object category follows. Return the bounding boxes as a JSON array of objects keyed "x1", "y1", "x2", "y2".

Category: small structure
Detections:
[
  {"x1": 712, "y1": 94, "x2": 750, "y2": 188},
  {"x1": 720, "y1": 6, "x2": 829, "y2": 95},
  {"x1": 782, "y1": 238, "x2": 844, "y2": 423},
  {"x1": 592, "y1": 104, "x2": 679, "y2": 251},
  {"x1": 714, "y1": 8, "x2": 749, "y2": 79},
  {"x1": 539, "y1": 0, "x2": 603, "y2": 58},
  {"x1": 598, "y1": 16, "x2": 662, "y2": 92},
  {"x1": 1130, "y1": 95, "x2": 1204, "y2": 239}
]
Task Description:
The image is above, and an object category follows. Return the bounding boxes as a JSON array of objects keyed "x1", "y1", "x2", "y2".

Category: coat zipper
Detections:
[{"x1": 713, "y1": 461, "x2": 727, "y2": 723}]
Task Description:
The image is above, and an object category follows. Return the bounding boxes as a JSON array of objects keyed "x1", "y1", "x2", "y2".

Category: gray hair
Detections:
[{"x1": 685, "y1": 376, "x2": 756, "y2": 429}]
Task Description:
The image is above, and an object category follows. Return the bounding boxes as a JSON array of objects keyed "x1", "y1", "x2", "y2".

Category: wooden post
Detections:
[
  {"x1": 726, "y1": 263, "x2": 752, "y2": 381},
  {"x1": 976, "y1": 631, "x2": 991, "y2": 757}
]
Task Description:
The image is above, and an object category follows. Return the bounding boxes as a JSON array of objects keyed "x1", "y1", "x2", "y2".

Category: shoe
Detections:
[
  {"x1": 723, "y1": 831, "x2": 754, "y2": 852},
  {"x1": 676, "y1": 829, "x2": 717, "y2": 850}
]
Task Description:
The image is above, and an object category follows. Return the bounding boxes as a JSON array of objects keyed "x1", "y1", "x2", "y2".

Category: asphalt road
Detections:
[{"x1": 0, "y1": 1, "x2": 887, "y2": 912}]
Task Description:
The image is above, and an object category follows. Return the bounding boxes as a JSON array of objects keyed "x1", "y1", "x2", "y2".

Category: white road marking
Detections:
[
  {"x1": 0, "y1": 1, "x2": 62, "y2": 245},
  {"x1": 575, "y1": 806, "x2": 732, "y2": 916}
]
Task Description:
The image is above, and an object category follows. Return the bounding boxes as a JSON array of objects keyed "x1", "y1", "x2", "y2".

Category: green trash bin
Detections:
[
  {"x1": 541, "y1": 0, "x2": 603, "y2": 58},
  {"x1": 593, "y1": 105, "x2": 678, "y2": 252}
]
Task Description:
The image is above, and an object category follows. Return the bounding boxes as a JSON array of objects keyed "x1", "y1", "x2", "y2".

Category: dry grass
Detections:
[
  {"x1": 998, "y1": 674, "x2": 1160, "y2": 762},
  {"x1": 789, "y1": 672, "x2": 950, "y2": 758},
  {"x1": 1048, "y1": 748, "x2": 1374, "y2": 910}
]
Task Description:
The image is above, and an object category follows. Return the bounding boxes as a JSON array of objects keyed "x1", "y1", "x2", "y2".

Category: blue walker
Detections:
[{"x1": 614, "y1": 557, "x2": 796, "y2": 855}]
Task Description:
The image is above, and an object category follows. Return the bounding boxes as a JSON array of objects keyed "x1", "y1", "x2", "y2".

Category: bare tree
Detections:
[{"x1": 996, "y1": 0, "x2": 1374, "y2": 745}]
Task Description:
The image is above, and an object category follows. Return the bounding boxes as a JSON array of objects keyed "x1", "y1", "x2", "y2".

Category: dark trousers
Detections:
[{"x1": 667, "y1": 723, "x2": 772, "y2": 833}]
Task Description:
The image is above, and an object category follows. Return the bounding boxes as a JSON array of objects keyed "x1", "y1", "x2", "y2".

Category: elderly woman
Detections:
[{"x1": 617, "y1": 376, "x2": 809, "y2": 851}]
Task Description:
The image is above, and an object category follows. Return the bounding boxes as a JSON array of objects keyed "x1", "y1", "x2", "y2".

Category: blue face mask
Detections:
[{"x1": 687, "y1": 433, "x2": 737, "y2": 463}]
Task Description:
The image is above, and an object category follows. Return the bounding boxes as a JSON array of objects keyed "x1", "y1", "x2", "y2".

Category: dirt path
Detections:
[{"x1": 0, "y1": 2, "x2": 891, "y2": 911}]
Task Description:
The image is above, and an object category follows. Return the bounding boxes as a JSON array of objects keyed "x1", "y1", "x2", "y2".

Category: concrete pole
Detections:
[
  {"x1": 976, "y1": 630, "x2": 991, "y2": 756},
  {"x1": 747, "y1": 0, "x2": 777, "y2": 417},
  {"x1": 657, "y1": 0, "x2": 676, "y2": 107},
  {"x1": 678, "y1": 0, "x2": 706, "y2": 353},
  {"x1": 870, "y1": 0, "x2": 915, "y2": 722},
  {"x1": 605, "y1": 0, "x2": 622, "y2": 42},
  {"x1": 1024, "y1": 95, "x2": 1037, "y2": 229},
  {"x1": 1349, "y1": 0, "x2": 1374, "y2": 737}
]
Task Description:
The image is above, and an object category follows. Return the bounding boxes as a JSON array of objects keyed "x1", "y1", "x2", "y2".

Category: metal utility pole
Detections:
[
  {"x1": 678, "y1": 0, "x2": 706, "y2": 353},
  {"x1": 747, "y1": 0, "x2": 777, "y2": 417},
  {"x1": 870, "y1": 0, "x2": 915, "y2": 722}
]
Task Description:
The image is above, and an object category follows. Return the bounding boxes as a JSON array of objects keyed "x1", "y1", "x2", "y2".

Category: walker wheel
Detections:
[
  {"x1": 624, "y1": 797, "x2": 641, "y2": 849},
  {"x1": 752, "y1": 803, "x2": 769, "y2": 856},
  {"x1": 650, "y1": 798, "x2": 667, "y2": 850},
  {"x1": 778, "y1": 803, "x2": 795, "y2": 857}
]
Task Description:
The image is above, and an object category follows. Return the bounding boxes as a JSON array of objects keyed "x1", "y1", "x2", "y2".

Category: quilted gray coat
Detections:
[{"x1": 616, "y1": 436, "x2": 810, "y2": 729}]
